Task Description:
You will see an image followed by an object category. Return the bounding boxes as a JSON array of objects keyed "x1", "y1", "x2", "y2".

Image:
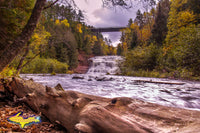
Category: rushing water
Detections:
[
  {"x1": 87, "y1": 56, "x2": 123, "y2": 75},
  {"x1": 20, "y1": 56, "x2": 200, "y2": 111}
]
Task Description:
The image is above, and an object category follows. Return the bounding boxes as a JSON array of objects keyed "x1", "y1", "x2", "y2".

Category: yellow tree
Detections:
[
  {"x1": 162, "y1": 0, "x2": 199, "y2": 74},
  {"x1": 83, "y1": 35, "x2": 97, "y2": 54},
  {"x1": 15, "y1": 24, "x2": 51, "y2": 75},
  {"x1": 165, "y1": 0, "x2": 196, "y2": 51}
]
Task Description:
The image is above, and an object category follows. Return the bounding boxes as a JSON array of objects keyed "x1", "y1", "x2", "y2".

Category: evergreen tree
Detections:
[
  {"x1": 128, "y1": 18, "x2": 133, "y2": 27},
  {"x1": 117, "y1": 43, "x2": 122, "y2": 55},
  {"x1": 151, "y1": 0, "x2": 170, "y2": 46},
  {"x1": 130, "y1": 30, "x2": 138, "y2": 49},
  {"x1": 77, "y1": 10, "x2": 84, "y2": 22},
  {"x1": 134, "y1": 10, "x2": 144, "y2": 29},
  {"x1": 187, "y1": 0, "x2": 200, "y2": 24},
  {"x1": 92, "y1": 41, "x2": 103, "y2": 56}
]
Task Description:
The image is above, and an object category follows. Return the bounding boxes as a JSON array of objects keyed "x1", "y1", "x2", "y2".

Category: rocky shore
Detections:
[{"x1": 1, "y1": 77, "x2": 200, "y2": 133}]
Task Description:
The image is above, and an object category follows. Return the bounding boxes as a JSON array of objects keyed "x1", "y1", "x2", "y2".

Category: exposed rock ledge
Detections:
[{"x1": 2, "y1": 77, "x2": 200, "y2": 133}]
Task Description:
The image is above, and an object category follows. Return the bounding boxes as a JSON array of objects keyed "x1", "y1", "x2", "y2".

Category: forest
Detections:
[
  {"x1": 0, "y1": 0, "x2": 116, "y2": 76},
  {"x1": 0, "y1": 0, "x2": 199, "y2": 80},
  {"x1": 117, "y1": 0, "x2": 200, "y2": 80}
]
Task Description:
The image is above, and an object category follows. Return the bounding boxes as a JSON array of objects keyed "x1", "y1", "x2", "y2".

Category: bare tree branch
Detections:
[
  {"x1": 21, "y1": 52, "x2": 40, "y2": 69},
  {"x1": 44, "y1": 0, "x2": 59, "y2": 10},
  {"x1": 102, "y1": 0, "x2": 133, "y2": 9}
]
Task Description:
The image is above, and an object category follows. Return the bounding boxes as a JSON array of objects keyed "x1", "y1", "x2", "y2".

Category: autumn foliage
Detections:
[{"x1": 119, "y1": 0, "x2": 200, "y2": 80}]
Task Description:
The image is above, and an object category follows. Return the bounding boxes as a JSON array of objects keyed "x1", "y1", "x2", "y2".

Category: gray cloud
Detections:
[
  {"x1": 91, "y1": 8, "x2": 138, "y2": 46},
  {"x1": 92, "y1": 8, "x2": 136, "y2": 27},
  {"x1": 74, "y1": 0, "x2": 140, "y2": 46},
  {"x1": 102, "y1": 32, "x2": 121, "y2": 45}
]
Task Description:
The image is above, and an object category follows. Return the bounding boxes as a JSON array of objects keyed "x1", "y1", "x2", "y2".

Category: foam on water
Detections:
[
  {"x1": 87, "y1": 56, "x2": 123, "y2": 75},
  {"x1": 20, "y1": 56, "x2": 200, "y2": 111}
]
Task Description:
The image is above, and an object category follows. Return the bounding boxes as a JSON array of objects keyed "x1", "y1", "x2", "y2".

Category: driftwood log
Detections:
[{"x1": 2, "y1": 77, "x2": 200, "y2": 133}]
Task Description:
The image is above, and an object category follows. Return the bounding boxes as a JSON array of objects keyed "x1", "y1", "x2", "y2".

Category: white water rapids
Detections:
[
  {"x1": 20, "y1": 56, "x2": 200, "y2": 111},
  {"x1": 87, "y1": 56, "x2": 123, "y2": 75}
]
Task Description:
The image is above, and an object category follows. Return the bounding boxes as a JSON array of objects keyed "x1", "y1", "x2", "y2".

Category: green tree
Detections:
[
  {"x1": 45, "y1": 19, "x2": 78, "y2": 69},
  {"x1": 134, "y1": 10, "x2": 144, "y2": 29},
  {"x1": 92, "y1": 40, "x2": 103, "y2": 56},
  {"x1": 151, "y1": 0, "x2": 170, "y2": 46},
  {"x1": 165, "y1": 0, "x2": 197, "y2": 48},
  {"x1": 161, "y1": 0, "x2": 200, "y2": 76},
  {"x1": 117, "y1": 43, "x2": 122, "y2": 55}
]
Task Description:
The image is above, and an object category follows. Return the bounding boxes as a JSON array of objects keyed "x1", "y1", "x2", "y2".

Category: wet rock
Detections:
[
  {"x1": 181, "y1": 96, "x2": 198, "y2": 101},
  {"x1": 72, "y1": 76, "x2": 84, "y2": 80},
  {"x1": 122, "y1": 78, "x2": 126, "y2": 82},
  {"x1": 160, "y1": 90, "x2": 172, "y2": 94},
  {"x1": 55, "y1": 83, "x2": 64, "y2": 91},
  {"x1": 95, "y1": 77, "x2": 115, "y2": 81},
  {"x1": 180, "y1": 91, "x2": 191, "y2": 94},
  {"x1": 29, "y1": 78, "x2": 34, "y2": 81},
  {"x1": 158, "y1": 97, "x2": 168, "y2": 102},
  {"x1": 187, "y1": 88, "x2": 198, "y2": 91}
]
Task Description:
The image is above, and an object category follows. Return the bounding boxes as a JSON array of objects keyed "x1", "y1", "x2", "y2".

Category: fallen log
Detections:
[
  {"x1": 3, "y1": 77, "x2": 200, "y2": 133},
  {"x1": 134, "y1": 80, "x2": 185, "y2": 85}
]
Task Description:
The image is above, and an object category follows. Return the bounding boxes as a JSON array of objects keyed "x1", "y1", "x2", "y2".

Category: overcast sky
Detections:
[{"x1": 74, "y1": 0, "x2": 142, "y2": 46}]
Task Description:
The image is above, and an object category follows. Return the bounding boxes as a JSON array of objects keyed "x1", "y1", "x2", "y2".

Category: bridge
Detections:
[{"x1": 90, "y1": 27, "x2": 126, "y2": 32}]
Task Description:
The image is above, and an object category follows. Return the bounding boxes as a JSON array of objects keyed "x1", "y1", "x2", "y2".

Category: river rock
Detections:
[
  {"x1": 95, "y1": 77, "x2": 115, "y2": 81},
  {"x1": 72, "y1": 76, "x2": 84, "y2": 79},
  {"x1": 54, "y1": 83, "x2": 64, "y2": 91},
  {"x1": 88, "y1": 79, "x2": 92, "y2": 81}
]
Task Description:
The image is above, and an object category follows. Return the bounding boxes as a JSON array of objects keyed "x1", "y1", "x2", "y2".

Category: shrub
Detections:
[
  {"x1": 21, "y1": 57, "x2": 69, "y2": 74},
  {"x1": 0, "y1": 67, "x2": 16, "y2": 78},
  {"x1": 123, "y1": 44, "x2": 159, "y2": 72},
  {"x1": 162, "y1": 24, "x2": 200, "y2": 76}
]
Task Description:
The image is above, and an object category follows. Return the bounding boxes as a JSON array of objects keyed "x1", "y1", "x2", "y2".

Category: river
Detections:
[{"x1": 20, "y1": 56, "x2": 200, "y2": 111}]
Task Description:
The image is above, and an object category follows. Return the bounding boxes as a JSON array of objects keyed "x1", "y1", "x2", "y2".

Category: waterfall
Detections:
[{"x1": 87, "y1": 56, "x2": 123, "y2": 75}]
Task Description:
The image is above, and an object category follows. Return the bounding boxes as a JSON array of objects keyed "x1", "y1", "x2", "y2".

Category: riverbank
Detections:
[{"x1": 2, "y1": 77, "x2": 200, "y2": 133}]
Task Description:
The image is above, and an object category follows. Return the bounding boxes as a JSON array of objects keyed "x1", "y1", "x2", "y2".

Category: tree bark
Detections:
[
  {"x1": 15, "y1": 42, "x2": 40, "y2": 76},
  {"x1": 0, "y1": 0, "x2": 46, "y2": 72},
  {"x1": 15, "y1": 42, "x2": 30, "y2": 75},
  {"x1": 3, "y1": 77, "x2": 200, "y2": 133}
]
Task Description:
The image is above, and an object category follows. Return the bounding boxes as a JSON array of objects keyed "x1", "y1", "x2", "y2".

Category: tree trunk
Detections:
[
  {"x1": 3, "y1": 77, "x2": 200, "y2": 133},
  {"x1": 0, "y1": 0, "x2": 46, "y2": 72},
  {"x1": 15, "y1": 42, "x2": 30, "y2": 75},
  {"x1": 15, "y1": 43, "x2": 40, "y2": 76}
]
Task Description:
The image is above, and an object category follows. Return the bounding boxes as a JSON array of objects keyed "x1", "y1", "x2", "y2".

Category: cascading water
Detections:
[
  {"x1": 87, "y1": 56, "x2": 123, "y2": 75},
  {"x1": 20, "y1": 56, "x2": 200, "y2": 111}
]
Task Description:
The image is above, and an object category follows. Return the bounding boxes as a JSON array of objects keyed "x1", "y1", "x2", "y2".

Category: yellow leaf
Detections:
[
  {"x1": 77, "y1": 23, "x2": 82, "y2": 33},
  {"x1": 92, "y1": 36, "x2": 97, "y2": 42},
  {"x1": 55, "y1": 19, "x2": 60, "y2": 25},
  {"x1": 61, "y1": 19, "x2": 70, "y2": 27}
]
